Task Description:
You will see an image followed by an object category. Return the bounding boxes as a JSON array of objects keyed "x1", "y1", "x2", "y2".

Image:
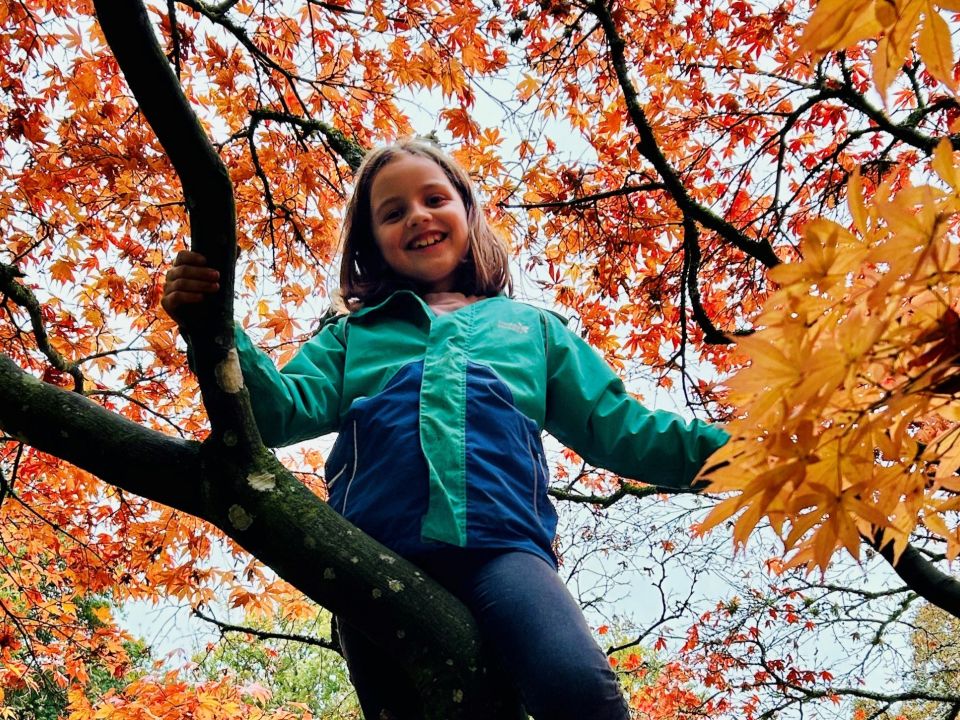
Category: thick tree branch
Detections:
[
  {"x1": 0, "y1": 354, "x2": 204, "y2": 515},
  {"x1": 871, "y1": 532, "x2": 960, "y2": 620},
  {"x1": 93, "y1": 0, "x2": 246, "y2": 447},
  {"x1": 0, "y1": 351, "x2": 522, "y2": 718}
]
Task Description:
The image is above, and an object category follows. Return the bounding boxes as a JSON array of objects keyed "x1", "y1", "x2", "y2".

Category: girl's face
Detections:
[{"x1": 369, "y1": 153, "x2": 470, "y2": 294}]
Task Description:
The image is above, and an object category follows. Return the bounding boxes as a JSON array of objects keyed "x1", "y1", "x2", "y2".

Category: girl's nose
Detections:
[{"x1": 406, "y1": 203, "x2": 430, "y2": 226}]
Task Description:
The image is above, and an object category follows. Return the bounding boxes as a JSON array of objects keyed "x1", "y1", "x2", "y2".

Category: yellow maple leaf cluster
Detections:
[
  {"x1": 700, "y1": 139, "x2": 960, "y2": 571},
  {"x1": 799, "y1": 0, "x2": 960, "y2": 96}
]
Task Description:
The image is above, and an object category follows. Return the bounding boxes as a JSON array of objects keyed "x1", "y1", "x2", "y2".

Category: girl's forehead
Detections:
[{"x1": 372, "y1": 153, "x2": 452, "y2": 191}]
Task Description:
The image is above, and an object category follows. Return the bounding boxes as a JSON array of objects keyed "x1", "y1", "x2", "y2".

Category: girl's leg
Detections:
[
  {"x1": 336, "y1": 618, "x2": 423, "y2": 720},
  {"x1": 458, "y1": 551, "x2": 630, "y2": 720}
]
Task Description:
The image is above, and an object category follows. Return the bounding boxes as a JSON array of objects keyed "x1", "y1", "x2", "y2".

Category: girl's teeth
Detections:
[{"x1": 412, "y1": 235, "x2": 442, "y2": 248}]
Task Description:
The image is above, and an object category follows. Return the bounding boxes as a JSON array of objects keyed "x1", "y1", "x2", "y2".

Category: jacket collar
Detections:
[
  {"x1": 348, "y1": 289, "x2": 430, "y2": 322},
  {"x1": 348, "y1": 289, "x2": 508, "y2": 322}
]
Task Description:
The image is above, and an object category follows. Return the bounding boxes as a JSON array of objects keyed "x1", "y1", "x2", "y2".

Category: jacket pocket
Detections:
[
  {"x1": 326, "y1": 420, "x2": 359, "y2": 514},
  {"x1": 527, "y1": 430, "x2": 552, "y2": 517}
]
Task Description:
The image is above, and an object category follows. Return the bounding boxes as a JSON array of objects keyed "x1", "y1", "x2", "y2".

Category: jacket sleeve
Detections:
[
  {"x1": 541, "y1": 311, "x2": 729, "y2": 489},
  {"x1": 233, "y1": 317, "x2": 347, "y2": 448}
]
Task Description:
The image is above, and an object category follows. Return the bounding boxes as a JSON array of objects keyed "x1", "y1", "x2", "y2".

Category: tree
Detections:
[
  {"x1": 1, "y1": 0, "x2": 959, "y2": 717},
  {"x1": 848, "y1": 602, "x2": 960, "y2": 720},
  {"x1": 192, "y1": 606, "x2": 361, "y2": 719}
]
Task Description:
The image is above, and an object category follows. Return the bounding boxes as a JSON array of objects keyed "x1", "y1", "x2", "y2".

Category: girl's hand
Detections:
[{"x1": 161, "y1": 251, "x2": 220, "y2": 326}]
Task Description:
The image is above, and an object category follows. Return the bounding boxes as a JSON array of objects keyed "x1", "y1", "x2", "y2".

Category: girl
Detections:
[{"x1": 162, "y1": 138, "x2": 729, "y2": 720}]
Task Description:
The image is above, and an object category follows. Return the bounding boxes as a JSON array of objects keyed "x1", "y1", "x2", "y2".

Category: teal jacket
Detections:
[{"x1": 236, "y1": 291, "x2": 728, "y2": 565}]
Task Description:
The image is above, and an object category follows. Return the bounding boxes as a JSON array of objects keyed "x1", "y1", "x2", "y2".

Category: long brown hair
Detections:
[{"x1": 338, "y1": 139, "x2": 512, "y2": 309}]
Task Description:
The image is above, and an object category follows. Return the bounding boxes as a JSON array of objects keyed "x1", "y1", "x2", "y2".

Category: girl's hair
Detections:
[{"x1": 338, "y1": 138, "x2": 512, "y2": 309}]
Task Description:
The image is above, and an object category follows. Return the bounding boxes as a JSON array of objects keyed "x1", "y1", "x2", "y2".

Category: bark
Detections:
[
  {"x1": 0, "y1": 1, "x2": 530, "y2": 717},
  {"x1": 872, "y1": 532, "x2": 960, "y2": 620}
]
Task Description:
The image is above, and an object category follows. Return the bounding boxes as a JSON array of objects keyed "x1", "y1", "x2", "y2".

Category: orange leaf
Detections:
[
  {"x1": 797, "y1": 0, "x2": 881, "y2": 56},
  {"x1": 918, "y1": 3, "x2": 957, "y2": 90}
]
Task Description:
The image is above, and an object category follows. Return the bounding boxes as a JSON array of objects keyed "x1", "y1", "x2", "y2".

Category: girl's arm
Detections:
[
  {"x1": 162, "y1": 251, "x2": 345, "y2": 448},
  {"x1": 541, "y1": 312, "x2": 728, "y2": 489},
  {"x1": 233, "y1": 319, "x2": 347, "y2": 448}
]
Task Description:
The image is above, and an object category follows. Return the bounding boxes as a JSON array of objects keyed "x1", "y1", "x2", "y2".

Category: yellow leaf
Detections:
[
  {"x1": 932, "y1": 137, "x2": 959, "y2": 192},
  {"x1": 872, "y1": 37, "x2": 899, "y2": 96},
  {"x1": 798, "y1": 0, "x2": 881, "y2": 56},
  {"x1": 872, "y1": 0, "x2": 924, "y2": 95},
  {"x1": 848, "y1": 168, "x2": 869, "y2": 236},
  {"x1": 785, "y1": 505, "x2": 825, "y2": 549},
  {"x1": 931, "y1": 425, "x2": 960, "y2": 479},
  {"x1": 875, "y1": 0, "x2": 897, "y2": 26},
  {"x1": 50, "y1": 259, "x2": 75, "y2": 284},
  {"x1": 918, "y1": 3, "x2": 957, "y2": 90},
  {"x1": 517, "y1": 74, "x2": 541, "y2": 102},
  {"x1": 923, "y1": 510, "x2": 952, "y2": 540},
  {"x1": 698, "y1": 493, "x2": 749, "y2": 535},
  {"x1": 834, "y1": 504, "x2": 862, "y2": 559}
]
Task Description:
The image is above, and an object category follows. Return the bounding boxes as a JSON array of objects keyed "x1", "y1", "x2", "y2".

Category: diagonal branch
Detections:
[
  {"x1": 587, "y1": 0, "x2": 781, "y2": 270},
  {"x1": 870, "y1": 531, "x2": 960, "y2": 620}
]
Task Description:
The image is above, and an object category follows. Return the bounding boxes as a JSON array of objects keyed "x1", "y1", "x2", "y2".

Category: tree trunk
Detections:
[{"x1": 0, "y1": 1, "x2": 527, "y2": 717}]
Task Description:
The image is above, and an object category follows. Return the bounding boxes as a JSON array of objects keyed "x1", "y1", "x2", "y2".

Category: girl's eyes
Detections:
[{"x1": 379, "y1": 195, "x2": 449, "y2": 222}]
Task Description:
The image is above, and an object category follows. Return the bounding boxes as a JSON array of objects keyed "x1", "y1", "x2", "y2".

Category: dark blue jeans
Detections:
[{"x1": 337, "y1": 549, "x2": 629, "y2": 720}]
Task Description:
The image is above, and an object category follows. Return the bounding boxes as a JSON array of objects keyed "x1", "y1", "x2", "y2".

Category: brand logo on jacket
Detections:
[{"x1": 497, "y1": 320, "x2": 530, "y2": 334}]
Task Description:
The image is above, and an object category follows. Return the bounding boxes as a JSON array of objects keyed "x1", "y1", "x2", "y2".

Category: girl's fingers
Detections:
[
  {"x1": 166, "y1": 265, "x2": 220, "y2": 283},
  {"x1": 162, "y1": 291, "x2": 207, "y2": 307},
  {"x1": 174, "y1": 250, "x2": 208, "y2": 266},
  {"x1": 162, "y1": 252, "x2": 221, "y2": 324},
  {"x1": 164, "y1": 278, "x2": 220, "y2": 294}
]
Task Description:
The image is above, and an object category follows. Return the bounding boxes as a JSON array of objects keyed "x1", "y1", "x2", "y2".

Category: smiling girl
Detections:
[{"x1": 162, "y1": 138, "x2": 728, "y2": 720}]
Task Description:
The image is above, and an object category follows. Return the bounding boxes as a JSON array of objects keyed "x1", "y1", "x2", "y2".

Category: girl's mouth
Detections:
[{"x1": 408, "y1": 232, "x2": 445, "y2": 250}]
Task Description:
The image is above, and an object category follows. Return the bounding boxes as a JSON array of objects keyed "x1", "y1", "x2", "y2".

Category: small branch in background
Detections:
[
  {"x1": 86, "y1": 389, "x2": 188, "y2": 438},
  {"x1": 498, "y1": 183, "x2": 666, "y2": 211},
  {"x1": 166, "y1": 0, "x2": 181, "y2": 78},
  {"x1": 549, "y1": 479, "x2": 700, "y2": 508},
  {"x1": 249, "y1": 109, "x2": 365, "y2": 171},
  {"x1": 0, "y1": 262, "x2": 84, "y2": 392},
  {"x1": 192, "y1": 607, "x2": 341, "y2": 654}
]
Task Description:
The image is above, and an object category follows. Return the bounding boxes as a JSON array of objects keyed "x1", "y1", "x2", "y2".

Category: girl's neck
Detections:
[{"x1": 421, "y1": 290, "x2": 482, "y2": 316}]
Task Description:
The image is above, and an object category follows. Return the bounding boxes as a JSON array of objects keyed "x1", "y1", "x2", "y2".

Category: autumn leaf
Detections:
[
  {"x1": 918, "y1": 2, "x2": 957, "y2": 90},
  {"x1": 797, "y1": 0, "x2": 881, "y2": 57}
]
